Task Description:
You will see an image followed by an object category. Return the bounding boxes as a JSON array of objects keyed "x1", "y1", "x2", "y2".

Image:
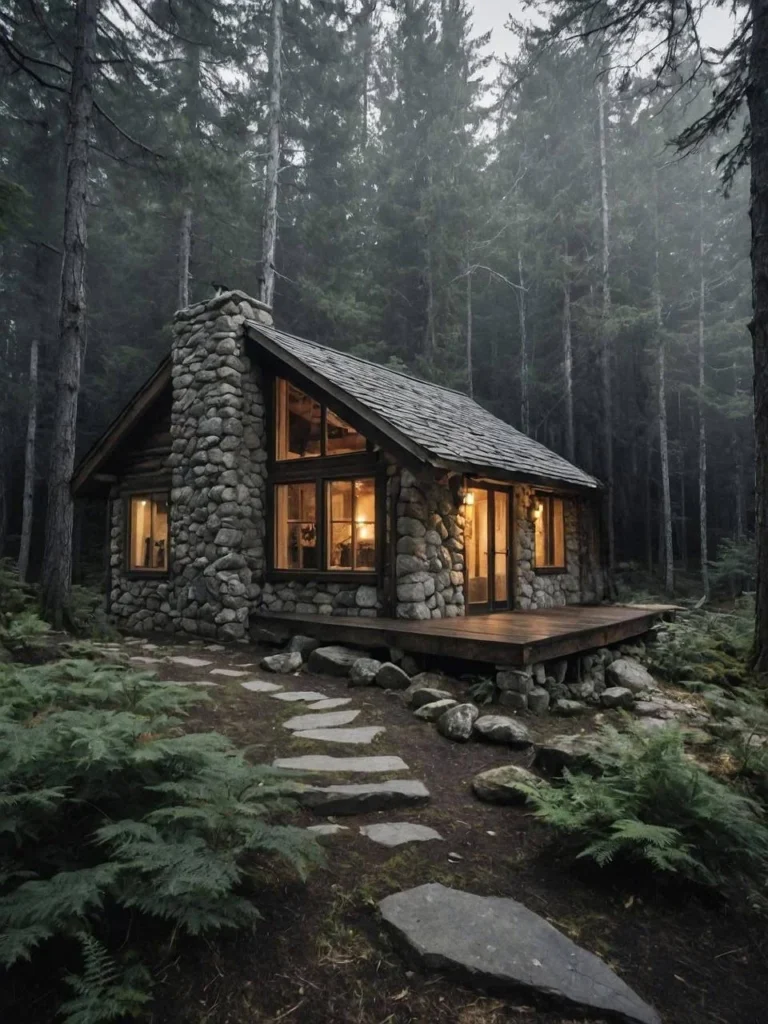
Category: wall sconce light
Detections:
[
  {"x1": 531, "y1": 500, "x2": 543, "y2": 522},
  {"x1": 464, "y1": 490, "x2": 475, "y2": 507}
]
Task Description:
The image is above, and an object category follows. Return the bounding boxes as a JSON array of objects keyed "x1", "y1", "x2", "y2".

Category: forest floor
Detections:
[{"x1": 109, "y1": 635, "x2": 768, "y2": 1024}]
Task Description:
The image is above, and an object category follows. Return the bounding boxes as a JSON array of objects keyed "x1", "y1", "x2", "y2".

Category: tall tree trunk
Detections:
[
  {"x1": 260, "y1": 0, "x2": 282, "y2": 308},
  {"x1": 518, "y1": 249, "x2": 530, "y2": 434},
  {"x1": 17, "y1": 327, "x2": 39, "y2": 583},
  {"x1": 466, "y1": 265, "x2": 473, "y2": 398},
  {"x1": 697, "y1": 153, "x2": 710, "y2": 599},
  {"x1": 645, "y1": 431, "x2": 653, "y2": 573},
  {"x1": 424, "y1": 238, "x2": 436, "y2": 362},
  {"x1": 178, "y1": 201, "x2": 192, "y2": 308},
  {"x1": 562, "y1": 245, "x2": 574, "y2": 462},
  {"x1": 597, "y1": 76, "x2": 615, "y2": 572},
  {"x1": 750, "y1": 0, "x2": 768, "y2": 672},
  {"x1": 654, "y1": 168, "x2": 674, "y2": 592},
  {"x1": 40, "y1": 0, "x2": 100, "y2": 626}
]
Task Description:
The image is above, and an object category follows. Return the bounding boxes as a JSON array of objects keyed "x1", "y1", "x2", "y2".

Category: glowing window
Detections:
[
  {"x1": 128, "y1": 494, "x2": 169, "y2": 572},
  {"x1": 326, "y1": 478, "x2": 376, "y2": 571},
  {"x1": 276, "y1": 379, "x2": 322, "y2": 460},
  {"x1": 534, "y1": 495, "x2": 566, "y2": 570},
  {"x1": 274, "y1": 482, "x2": 318, "y2": 569}
]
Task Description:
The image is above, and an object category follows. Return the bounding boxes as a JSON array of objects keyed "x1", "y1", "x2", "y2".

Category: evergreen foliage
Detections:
[
  {"x1": 0, "y1": 659, "x2": 321, "y2": 1021},
  {"x1": 648, "y1": 607, "x2": 754, "y2": 688},
  {"x1": 513, "y1": 722, "x2": 768, "y2": 892}
]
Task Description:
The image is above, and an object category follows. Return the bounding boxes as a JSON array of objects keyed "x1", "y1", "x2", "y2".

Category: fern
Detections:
[
  {"x1": 61, "y1": 933, "x2": 152, "y2": 1024},
  {"x1": 0, "y1": 659, "x2": 323, "y2": 1022},
  {"x1": 518, "y1": 722, "x2": 768, "y2": 892}
]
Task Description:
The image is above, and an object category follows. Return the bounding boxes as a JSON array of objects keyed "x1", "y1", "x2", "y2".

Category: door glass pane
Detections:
[
  {"x1": 276, "y1": 378, "x2": 322, "y2": 460},
  {"x1": 494, "y1": 491, "x2": 508, "y2": 604},
  {"x1": 275, "y1": 482, "x2": 317, "y2": 568},
  {"x1": 465, "y1": 487, "x2": 488, "y2": 605}
]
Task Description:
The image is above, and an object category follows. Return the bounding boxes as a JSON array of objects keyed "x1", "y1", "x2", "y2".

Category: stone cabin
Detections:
[{"x1": 73, "y1": 290, "x2": 608, "y2": 641}]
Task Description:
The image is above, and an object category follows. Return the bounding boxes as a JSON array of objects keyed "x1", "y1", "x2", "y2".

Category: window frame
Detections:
[
  {"x1": 122, "y1": 488, "x2": 171, "y2": 579},
  {"x1": 267, "y1": 372, "x2": 384, "y2": 582},
  {"x1": 533, "y1": 492, "x2": 567, "y2": 573},
  {"x1": 274, "y1": 377, "x2": 370, "y2": 462}
]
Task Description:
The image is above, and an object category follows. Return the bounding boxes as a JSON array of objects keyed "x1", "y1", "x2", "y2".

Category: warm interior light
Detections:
[
  {"x1": 358, "y1": 524, "x2": 373, "y2": 541},
  {"x1": 464, "y1": 491, "x2": 475, "y2": 506},
  {"x1": 533, "y1": 501, "x2": 543, "y2": 519},
  {"x1": 141, "y1": 500, "x2": 147, "y2": 506}
]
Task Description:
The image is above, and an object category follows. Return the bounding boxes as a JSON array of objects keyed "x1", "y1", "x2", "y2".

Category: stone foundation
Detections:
[{"x1": 255, "y1": 580, "x2": 385, "y2": 617}]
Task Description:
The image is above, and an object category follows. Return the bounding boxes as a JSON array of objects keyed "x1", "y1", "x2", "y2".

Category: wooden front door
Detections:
[{"x1": 465, "y1": 485, "x2": 513, "y2": 613}]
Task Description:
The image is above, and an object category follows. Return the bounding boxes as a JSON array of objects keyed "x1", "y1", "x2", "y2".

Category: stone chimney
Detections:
[{"x1": 168, "y1": 290, "x2": 272, "y2": 640}]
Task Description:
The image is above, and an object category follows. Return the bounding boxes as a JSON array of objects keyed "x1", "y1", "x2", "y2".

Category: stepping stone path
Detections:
[
  {"x1": 271, "y1": 691, "x2": 328, "y2": 703},
  {"x1": 294, "y1": 726, "x2": 385, "y2": 745},
  {"x1": 360, "y1": 822, "x2": 442, "y2": 847},
  {"x1": 130, "y1": 656, "x2": 162, "y2": 665},
  {"x1": 300, "y1": 780, "x2": 430, "y2": 815},
  {"x1": 274, "y1": 755, "x2": 409, "y2": 773},
  {"x1": 307, "y1": 697, "x2": 352, "y2": 710},
  {"x1": 283, "y1": 710, "x2": 361, "y2": 731},
  {"x1": 380, "y1": 883, "x2": 661, "y2": 1024},
  {"x1": 307, "y1": 823, "x2": 350, "y2": 836},
  {"x1": 210, "y1": 668, "x2": 248, "y2": 678},
  {"x1": 241, "y1": 680, "x2": 283, "y2": 693},
  {"x1": 169, "y1": 656, "x2": 212, "y2": 668}
]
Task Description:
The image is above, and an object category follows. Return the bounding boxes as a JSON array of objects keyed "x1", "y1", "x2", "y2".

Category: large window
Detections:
[
  {"x1": 533, "y1": 494, "x2": 566, "y2": 570},
  {"x1": 273, "y1": 477, "x2": 377, "y2": 573},
  {"x1": 275, "y1": 378, "x2": 366, "y2": 460},
  {"x1": 128, "y1": 494, "x2": 169, "y2": 572},
  {"x1": 327, "y1": 478, "x2": 376, "y2": 570}
]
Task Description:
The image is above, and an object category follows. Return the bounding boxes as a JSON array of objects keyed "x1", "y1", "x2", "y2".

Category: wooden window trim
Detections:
[
  {"x1": 122, "y1": 489, "x2": 170, "y2": 579},
  {"x1": 273, "y1": 377, "x2": 371, "y2": 463},
  {"x1": 533, "y1": 493, "x2": 566, "y2": 573}
]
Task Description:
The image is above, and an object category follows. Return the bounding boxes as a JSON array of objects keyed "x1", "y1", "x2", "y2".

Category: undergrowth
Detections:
[
  {"x1": 648, "y1": 602, "x2": 754, "y2": 689},
  {"x1": 0, "y1": 659, "x2": 321, "y2": 1022},
  {"x1": 513, "y1": 722, "x2": 768, "y2": 897}
]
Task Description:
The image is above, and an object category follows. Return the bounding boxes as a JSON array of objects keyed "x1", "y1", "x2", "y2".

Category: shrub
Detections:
[
  {"x1": 648, "y1": 605, "x2": 753, "y2": 688},
  {"x1": 69, "y1": 585, "x2": 120, "y2": 641},
  {"x1": 513, "y1": 722, "x2": 768, "y2": 893},
  {"x1": 0, "y1": 660, "x2": 321, "y2": 1022},
  {"x1": 709, "y1": 537, "x2": 756, "y2": 598}
]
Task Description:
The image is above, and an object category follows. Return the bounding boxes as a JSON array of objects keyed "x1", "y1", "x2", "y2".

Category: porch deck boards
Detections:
[{"x1": 254, "y1": 604, "x2": 677, "y2": 667}]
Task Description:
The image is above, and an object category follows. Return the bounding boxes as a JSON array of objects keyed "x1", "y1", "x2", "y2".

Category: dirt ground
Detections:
[{"x1": 5, "y1": 635, "x2": 767, "y2": 1024}]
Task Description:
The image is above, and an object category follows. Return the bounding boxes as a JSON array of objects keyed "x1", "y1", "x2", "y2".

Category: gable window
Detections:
[
  {"x1": 128, "y1": 494, "x2": 169, "y2": 572},
  {"x1": 327, "y1": 478, "x2": 376, "y2": 570},
  {"x1": 275, "y1": 378, "x2": 366, "y2": 460},
  {"x1": 534, "y1": 494, "x2": 566, "y2": 570}
]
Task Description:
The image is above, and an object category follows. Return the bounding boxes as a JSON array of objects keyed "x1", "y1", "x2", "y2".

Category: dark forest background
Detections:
[{"x1": 0, "y1": 0, "x2": 753, "y2": 589}]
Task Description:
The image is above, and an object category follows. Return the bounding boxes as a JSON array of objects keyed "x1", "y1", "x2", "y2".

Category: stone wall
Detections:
[
  {"x1": 255, "y1": 580, "x2": 385, "y2": 617},
  {"x1": 108, "y1": 498, "x2": 173, "y2": 632},
  {"x1": 167, "y1": 290, "x2": 272, "y2": 639},
  {"x1": 394, "y1": 468, "x2": 465, "y2": 620},
  {"x1": 514, "y1": 485, "x2": 581, "y2": 610}
]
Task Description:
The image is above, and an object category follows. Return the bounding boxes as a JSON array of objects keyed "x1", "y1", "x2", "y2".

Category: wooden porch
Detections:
[{"x1": 253, "y1": 604, "x2": 676, "y2": 668}]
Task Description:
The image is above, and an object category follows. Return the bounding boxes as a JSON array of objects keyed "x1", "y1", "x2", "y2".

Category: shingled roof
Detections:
[{"x1": 246, "y1": 323, "x2": 600, "y2": 492}]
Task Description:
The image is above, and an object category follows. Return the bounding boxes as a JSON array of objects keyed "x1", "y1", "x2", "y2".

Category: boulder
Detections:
[
  {"x1": 349, "y1": 657, "x2": 382, "y2": 686},
  {"x1": 601, "y1": 686, "x2": 635, "y2": 709},
  {"x1": 414, "y1": 698, "x2": 458, "y2": 722},
  {"x1": 287, "y1": 634, "x2": 320, "y2": 658},
  {"x1": 375, "y1": 662, "x2": 412, "y2": 690},
  {"x1": 307, "y1": 645, "x2": 359, "y2": 677},
  {"x1": 499, "y1": 691, "x2": 528, "y2": 712},
  {"x1": 407, "y1": 686, "x2": 454, "y2": 709},
  {"x1": 472, "y1": 765, "x2": 545, "y2": 805},
  {"x1": 535, "y1": 734, "x2": 602, "y2": 775},
  {"x1": 378, "y1": 884, "x2": 661, "y2": 1024},
  {"x1": 606, "y1": 657, "x2": 657, "y2": 694},
  {"x1": 410, "y1": 670, "x2": 455, "y2": 689},
  {"x1": 527, "y1": 687, "x2": 550, "y2": 715},
  {"x1": 552, "y1": 698, "x2": 586, "y2": 716},
  {"x1": 261, "y1": 651, "x2": 303, "y2": 673},
  {"x1": 437, "y1": 703, "x2": 479, "y2": 742},
  {"x1": 473, "y1": 715, "x2": 533, "y2": 748},
  {"x1": 568, "y1": 680, "x2": 595, "y2": 701},
  {"x1": 496, "y1": 668, "x2": 534, "y2": 695}
]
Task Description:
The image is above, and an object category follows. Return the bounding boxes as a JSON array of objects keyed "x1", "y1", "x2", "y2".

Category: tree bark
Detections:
[
  {"x1": 597, "y1": 75, "x2": 615, "y2": 572},
  {"x1": 40, "y1": 0, "x2": 100, "y2": 626},
  {"x1": 562, "y1": 245, "x2": 574, "y2": 462},
  {"x1": 178, "y1": 201, "x2": 192, "y2": 309},
  {"x1": 697, "y1": 152, "x2": 710, "y2": 598},
  {"x1": 17, "y1": 329, "x2": 39, "y2": 583},
  {"x1": 260, "y1": 0, "x2": 282, "y2": 309},
  {"x1": 749, "y1": 0, "x2": 768, "y2": 674},
  {"x1": 654, "y1": 167, "x2": 674, "y2": 592},
  {"x1": 466, "y1": 265, "x2": 473, "y2": 398},
  {"x1": 518, "y1": 249, "x2": 530, "y2": 434}
]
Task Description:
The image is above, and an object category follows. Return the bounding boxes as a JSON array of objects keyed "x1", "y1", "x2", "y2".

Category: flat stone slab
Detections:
[
  {"x1": 360, "y1": 822, "x2": 443, "y2": 847},
  {"x1": 306, "y1": 823, "x2": 350, "y2": 837},
  {"x1": 160, "y1": 679, "x2": 218, "y2": 687},
  {"x1": 379, "y1": 884, "x2": 661, "y2": 1024},
  {"x1": 283, "y1": 709, "x2": 361, "y2": 731},
  {"x1": 301, "y1": 780, "x2": 430, "y2": 815},
  {"x1": 273, "y1": 754, "x2": 409, "y2": 774},
  {"x1": 129, "y1": 656, "x2": 162, "y2": 665},
  {"x1": 169, "y1": 656, "x2": 212, "y2": 668},
  {"x1": 294, "y1": 726, "x2": 385, "y2": 745},
  {"x1": 210, "y1": 668, "x2": 248, "y2": 678},
  {"x1": 241, "y1": 680, "x2": 283, "y2": 693},
  {"x1": 307, "y1": 697, "x2": 353, "y2": 710},
  {"x1": 271, "y1": 691, "x2": 328, "y2": 703}
]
